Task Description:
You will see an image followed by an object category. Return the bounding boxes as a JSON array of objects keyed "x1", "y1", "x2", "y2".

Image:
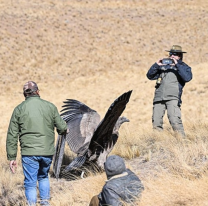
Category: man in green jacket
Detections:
[{"x1": 6, "y1": 81, "x2": 68, "y2": 206}]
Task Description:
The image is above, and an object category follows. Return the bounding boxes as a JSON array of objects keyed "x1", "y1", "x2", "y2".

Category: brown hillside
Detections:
[{"x1": 1, "y1": 0, "x2": 208, "y2": 131}]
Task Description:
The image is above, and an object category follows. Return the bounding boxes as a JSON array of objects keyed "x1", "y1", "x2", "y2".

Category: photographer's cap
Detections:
[
  {"x1": 166, "y1": 45, "x2": 187, "y2": 53},
  {"x1": 23, "y1": 81, "x2": 39, "y2": 94}
]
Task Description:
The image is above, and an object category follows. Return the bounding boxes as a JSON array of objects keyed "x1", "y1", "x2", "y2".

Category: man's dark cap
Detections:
[
  {"x1": 104, "y1": 155, "x2": 126, "y2": 179},
  {"x1": 23, "y1": 81, "x2": 39, "y2": 94}
]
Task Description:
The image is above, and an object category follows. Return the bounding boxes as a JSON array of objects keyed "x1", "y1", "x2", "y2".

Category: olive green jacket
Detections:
[{"x1": 6, "y1": 95, "x2": 67, "y2": 160}]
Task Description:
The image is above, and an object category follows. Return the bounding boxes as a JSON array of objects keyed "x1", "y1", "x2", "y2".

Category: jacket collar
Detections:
[
  {"x1": 25, "y1": 95, "x2": 40, "y2": 100},
  {"x1": 178, "y1": 59, "x2": 183, "y2": 64},
  {"x1": 106, "y1": 172, "x2": 128, "y2": 182}
]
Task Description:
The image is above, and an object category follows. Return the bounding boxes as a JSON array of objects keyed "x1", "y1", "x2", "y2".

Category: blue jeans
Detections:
[{"x1": 22, "y1": 155, "x2": 53, "y2": 205}]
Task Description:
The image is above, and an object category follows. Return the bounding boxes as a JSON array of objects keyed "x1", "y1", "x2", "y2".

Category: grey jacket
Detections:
[
  {"x1": 146, "y1": 60, "x2": 192, "y2": 106},
  {"x1": 98, "y1": 169, "x2": 144, "y2": 206}
]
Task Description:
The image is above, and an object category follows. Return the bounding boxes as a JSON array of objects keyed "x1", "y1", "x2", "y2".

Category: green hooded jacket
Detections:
[{"x1": 6, "y1": 95, "x2": 67, "y2": 160}]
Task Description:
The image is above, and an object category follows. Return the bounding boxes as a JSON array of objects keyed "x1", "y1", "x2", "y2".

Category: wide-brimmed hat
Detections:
[
  {"x1": 23, "y1": 81, "x2": 39, "y2": 94},
  {"x1": 166, "y1": 45, "x2": 187, "y2": 53}
]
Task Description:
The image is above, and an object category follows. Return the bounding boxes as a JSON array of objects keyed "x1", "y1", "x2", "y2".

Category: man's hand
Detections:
[
  {"x1": 10, "y1": 160, "x2": 17, "y2": 173},
  {"x1": 170, "y1": 57, "x2": 178, "y2": 65},
  {"x1": 156, "y1": 58, "x2": 163, "y2": 66}
]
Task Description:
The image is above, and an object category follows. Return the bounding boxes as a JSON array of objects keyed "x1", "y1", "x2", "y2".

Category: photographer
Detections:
[{"x1": 146, "y1": 45, "x2": 192, "y2": 136}]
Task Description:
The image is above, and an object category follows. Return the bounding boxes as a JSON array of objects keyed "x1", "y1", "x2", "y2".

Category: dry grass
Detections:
[{"x1": 1, "y1": 0, "x2": 208, "y2": 205}]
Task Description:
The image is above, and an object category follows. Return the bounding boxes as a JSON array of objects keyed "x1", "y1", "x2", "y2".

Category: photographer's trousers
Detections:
[{"x1": 152, "y1": 100, "x2": 185, "y2": 136}]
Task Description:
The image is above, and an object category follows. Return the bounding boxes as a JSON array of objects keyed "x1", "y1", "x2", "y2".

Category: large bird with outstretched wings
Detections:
[{"x1": 53, "y1": 90, "x2": 132, "y2": 179}]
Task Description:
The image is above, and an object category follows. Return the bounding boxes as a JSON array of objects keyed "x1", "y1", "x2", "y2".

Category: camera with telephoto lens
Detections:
[{"x1": 162, "y1": 58, "x2": 174, "y2": 65}]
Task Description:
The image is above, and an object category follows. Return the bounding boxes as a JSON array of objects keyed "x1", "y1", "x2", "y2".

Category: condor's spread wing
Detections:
[
  {"x1": 60, "y1": 99, "x2": 100, "y2": 154},
  {"x1": 53, "y1": 99, "x2": 100, "y2": 178},
  {"x1": 88, "y1": 90, "x2": 132, "y2": 157}
]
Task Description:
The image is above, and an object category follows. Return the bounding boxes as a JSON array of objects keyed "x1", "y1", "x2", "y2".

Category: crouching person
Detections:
[{"x1": 90, "y1": 155, "x2": 144, "y2": 206}]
